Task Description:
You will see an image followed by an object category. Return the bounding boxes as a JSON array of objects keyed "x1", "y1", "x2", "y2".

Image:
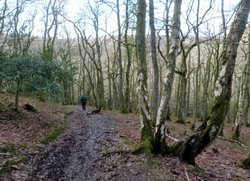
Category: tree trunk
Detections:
[
  {"x1": 173, "y1": 0, "x2": 250, "y2": 165},
  {"x1": 154, "y1": 0, "x2": 182, "y2": 153},
  {"x1": 244, "y1": 28, "x2": 250, "y2": 126},
  {"x1": 202, "y1": 49, "x2": 212, "y2": 120},
  {"x1": 218, "y1": 0, "x2": 227, "y2": 136},
  {"x1": 149, "y1": 0, "x2": 159, "y2": 122},
  {"x1": 194, "y1": 0, "x2": 201, "y2": 122},
  {"x1": 15, "y1": 79, "x2": 21, "y2": 111},
  {"x1": 136, "y1": 0, "x2": 154, "y2": 152},
  {"x1": 232, "y1": 77, "x2": 244, "y2": 140},
  {"x1": 177, "y1": 53, "x2": 188, "y2": 123},
  {"x1": 124, "y1": 0, "x2": 133, "y2": 113},
  {"x1": 116, "y1": 0, "x2": 124, "y2": 112}
]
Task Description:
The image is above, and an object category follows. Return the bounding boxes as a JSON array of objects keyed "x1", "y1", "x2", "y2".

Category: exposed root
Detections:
[{"x1": 218, "y1": 136, "x2": 250, "y2": 148}]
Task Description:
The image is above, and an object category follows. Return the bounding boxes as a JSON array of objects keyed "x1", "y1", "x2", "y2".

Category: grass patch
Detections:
[
  {"x1": 41, "y1": 122, "x2": 67, "y2": 145},
  {"x1": 123, "y1": 138, "x2": 135, "y2": 146},
  {"x1": 0, "y1": 156, "x2": 29, "y2": 174},
  {"x1": 0, "y1": 144, "x2": 16, "y2": 154},
  {"x1": 236, "y1": 176, "x2": 245, "y2": 181},
  {"x1": 147, "y1": 157, "x2": 160, "y2": 167},
  {"x1": 6, "y1": 111, "x2": 27, "y2": 121},
  {"x1": 240, "y1": 158, "x2": 250, "y2": 169},
  {"x1": 58, "y1": 105, "x2": 74, "y2": 116},
  {"x1": 176, "y1": 119, "x2": 185, "y2": 124}
]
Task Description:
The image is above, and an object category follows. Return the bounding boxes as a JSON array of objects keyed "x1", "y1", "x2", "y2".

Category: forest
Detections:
[{"x1": 0, "y1": 0, "x2": 250, "y2": 180}]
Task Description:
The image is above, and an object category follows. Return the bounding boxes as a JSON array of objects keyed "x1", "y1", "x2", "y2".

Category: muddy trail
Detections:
[
  {"x1": 27, "y1": 106, "x2": 178, "y2": 181},
  {"x1": 28, "y1": 106, "x2": 124, "y2": 180},
  {"x1": 24, "y1": 106, "x2": 250, "y2": 181}
]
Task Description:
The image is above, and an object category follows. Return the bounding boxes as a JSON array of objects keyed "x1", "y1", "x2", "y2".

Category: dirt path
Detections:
[
  {"x1": 28, "y1": 106, "x2": 122, "y2": 180},
  {"x1": 26, "y1": 106, "x2": 250, "y2": 181}
]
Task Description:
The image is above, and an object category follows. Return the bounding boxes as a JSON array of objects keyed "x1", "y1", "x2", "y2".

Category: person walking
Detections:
[{"x1": 80, "y1": 95, "x2": 88, "y2": 110}]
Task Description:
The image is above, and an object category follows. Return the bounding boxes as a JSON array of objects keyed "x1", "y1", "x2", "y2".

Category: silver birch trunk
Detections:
[
  {"x1": 232, "y1": 77, "x2": 245, "y2": 140},
  {"x1": 116, "y1": 0, "x2": 124, "y2": 112},
  {"x1": 173, "y1": 0, "x2": 250, "y2": 164},
  {"x1": 136, "y1": 0, "x2": 154, "y2": 148},
  {"x1": 154, "y1": 0, "x2": 182, "y2": 153},
  {"x1": 149, "y1": 0, "x2": 159, "y2": 122},
  {"x1": 244, "y1": 29, "x2": 250, "y2": 126}
]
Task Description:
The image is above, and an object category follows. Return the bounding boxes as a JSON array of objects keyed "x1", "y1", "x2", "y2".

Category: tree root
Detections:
[{"x1": 218, "y1": 136, "x2": 250, "y2": 148}]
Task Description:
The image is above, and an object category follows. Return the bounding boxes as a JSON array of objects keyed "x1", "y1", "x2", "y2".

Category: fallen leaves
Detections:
[
  {"x1": 0, "y1": 93, "x2": 68, "y2": 179},
  {"x1": 0, "y1": 92, "x2": 250, "y2": 180}
]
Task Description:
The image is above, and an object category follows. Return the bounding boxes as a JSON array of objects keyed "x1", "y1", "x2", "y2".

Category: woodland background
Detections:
[
  {"x1": 0, "y1": 0, "x2": 250, "y2": 179},
  {"x1": 0, "y1": 0, "x2": 250, "y2": 166}
]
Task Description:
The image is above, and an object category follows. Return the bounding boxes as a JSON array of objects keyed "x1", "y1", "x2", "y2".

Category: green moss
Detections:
[
  {"x1": 231, "y1": 134, "x2": 240, "y2": 141},
  {"x1": 132, "y1": 137, "x2": 154, "y2": 155},
  {"x1": 0, "y1": 156, "x2": 29, "y2": 174},
  {"x1": 190, "y1": 123, "x2": 195, "y2": 131},
  {"x1": 236, "y1": 176, "x2": 245, "y2": 181},
  {"x1": 169, "y1": 141, "x2": 184, "y2": 155},
  {"x1": 176, "y1": 118, "x2": 185, "y2": 124},
  {"x1": 132, "y1": 119, "x2": 155, "y2": 155},
  {"x1": 64, "y1": 109, "x2": 74, "y2": 116},
  {"x1": 0, "y1": 163, "x2": 12, "y2": 174},
  {"x1": 0, "y1": 144, "x2": 16, "y2": 154},
  {"x1": 147, "y1": 157, "x2": 160, "y2": 166},
  {"x1": 41, "y1": 122, "x2": 67, "y2": 145},
  {"x1": 59, "y1": 106, "x2": 74, "y2": 116},
  {"x1": 10, "y1": 111, "x2": 27, "y2": 120},
  {"x1": 240, "y1": 158, "x2": 250, "y2": 169},
  {"x1": 231, "y1": 125, "x2": 240, "y2": 141},
  {"x1": 123, "y1": 138, "x2": 135, "y2": 146}
]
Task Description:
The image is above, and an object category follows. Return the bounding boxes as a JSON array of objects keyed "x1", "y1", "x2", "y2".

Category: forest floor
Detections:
[{"x1": 0, "y1": 93, "x2": 250, "y2": 180}]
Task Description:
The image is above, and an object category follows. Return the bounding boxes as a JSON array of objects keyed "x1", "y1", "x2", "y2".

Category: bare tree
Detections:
[
  {"x1": 42, "y1": 0, "x2": 66, "y2": 61},
  {"x1": 172, "y1": 0, "x2": 250, "y2": 165},
  {"x1": 136, "y1": 0, "x2": 153, "y2": 148},
  {"x1": 154, "y1": 0, "x2": 182, "y2": 153},
  {"x1": 116, "y1": 0, "x2": 124, "y2": 112},
  {"x1": 124, "y1": 0, "x2": 135, "y2": 113},
  {"x1": 88, "y1": 0, "x2": 105, "y2": 109},
  {"x1": 149, "y1": 0, "x2": 159, "y2": 122},
  {"x1": 134, "y1": 0, "x2": 182, "y2": 154},
  {"x1": 232, "y1": 27, "x2": 250, "y2": 139}
]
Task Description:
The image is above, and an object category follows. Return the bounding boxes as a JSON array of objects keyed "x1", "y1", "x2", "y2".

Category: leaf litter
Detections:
[{"x1": 0, "y1": 93, "x2": 250, "y2": 180}]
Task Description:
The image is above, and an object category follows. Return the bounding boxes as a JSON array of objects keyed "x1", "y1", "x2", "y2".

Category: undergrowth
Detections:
[
  {"x1": 0, "y1": 156, "x2": 29, "y2": 174},
  {"x1": 0, "y1": 144, "x2": 16, "y2": 154},
  {"x1": 41, "y1": 122, "x2": 67, "y2": 145}
]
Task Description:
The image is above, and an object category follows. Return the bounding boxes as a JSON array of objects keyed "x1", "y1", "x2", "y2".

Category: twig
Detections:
[
  {"x1": 218, "y1": 136, "x2": 250, "y2": 148},
  {"x1": 165, "y1": 134, "x2": 180, "y2": 142},
  {"x1": 183, "y1": 167, "x2": 190, "y2": 181}
]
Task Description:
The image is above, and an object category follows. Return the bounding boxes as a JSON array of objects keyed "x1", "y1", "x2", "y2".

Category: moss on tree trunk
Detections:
[
  {"x1": 133, "y1": 120, "x2": 154, "y2": 155},
  {"x1": 240, "y1": 150, "x2": 250, "y2": 169},
  {"x1": 173, "y1": 0, "x2": 250, "y2": 165}
]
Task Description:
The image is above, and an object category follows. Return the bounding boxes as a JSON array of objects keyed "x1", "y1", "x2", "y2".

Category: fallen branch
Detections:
[
  {"x1": 183, "y1": 167, "x2": 190, "y2": 181},
  {"x1": 165, "y1": 134, "x2": 180, "y2": 142},
  {"x1": 218, "y1": 136, "x2": 250, "y2": 148}
]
